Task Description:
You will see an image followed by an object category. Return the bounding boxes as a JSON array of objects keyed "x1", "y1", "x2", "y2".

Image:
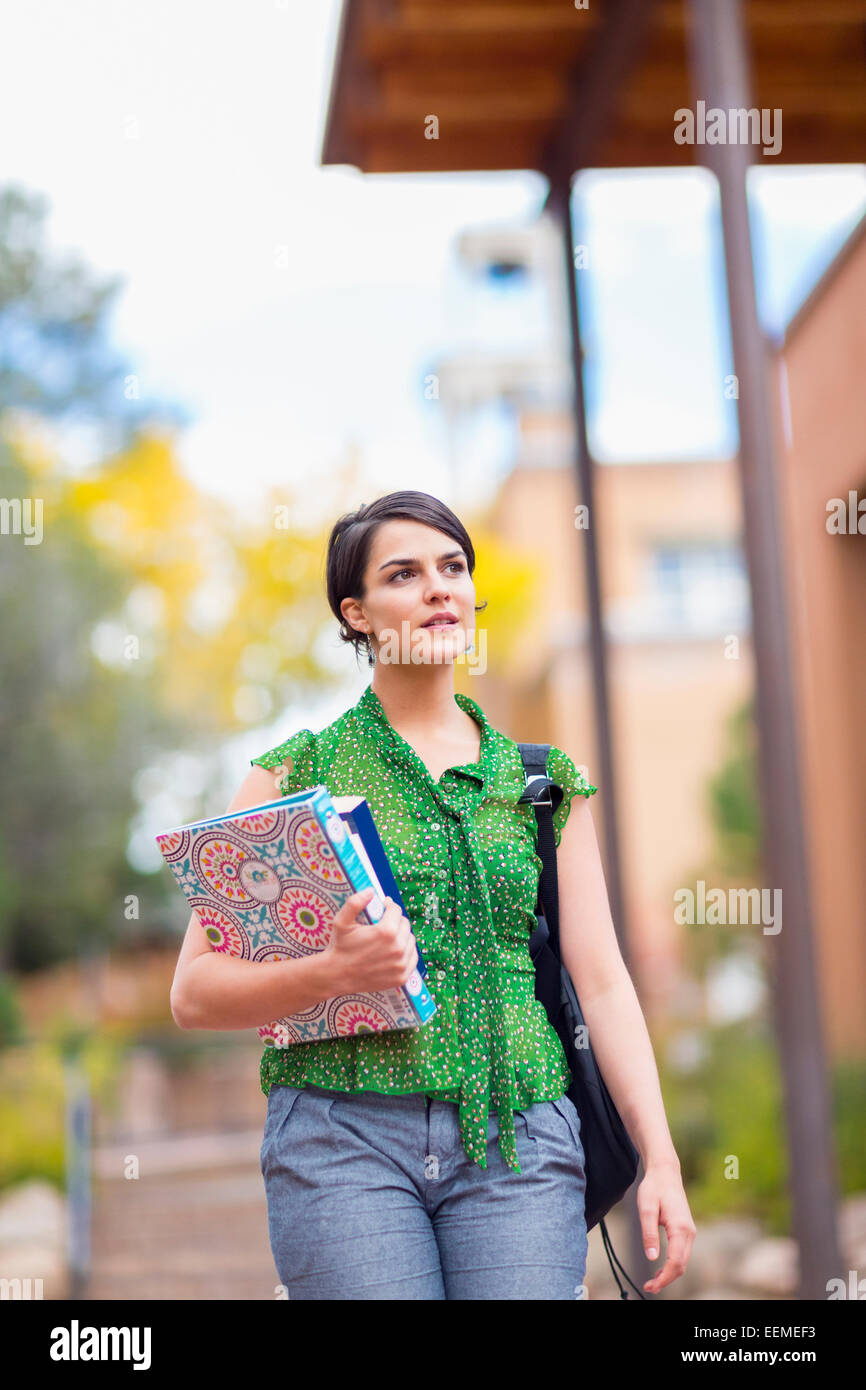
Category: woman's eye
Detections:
[{"x1": 389, "y1": 562, "x2": 465, "y2": 582}]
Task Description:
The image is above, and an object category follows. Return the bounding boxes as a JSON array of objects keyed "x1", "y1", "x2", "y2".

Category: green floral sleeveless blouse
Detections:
[{"x1": 250, "y1": 682, "x2": 597, "y2": 1175}]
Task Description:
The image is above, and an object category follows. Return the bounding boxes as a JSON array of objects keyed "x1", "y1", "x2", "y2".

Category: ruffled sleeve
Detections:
[
  {"x1": 547, "y1": 743, "x2": 597, "y2": 848},
  {"x1": 250, "y1": 728, "x2": 318, "y2": 799}
]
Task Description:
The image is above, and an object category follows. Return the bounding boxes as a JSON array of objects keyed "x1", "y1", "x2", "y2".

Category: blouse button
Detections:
[
  {"x1": 436, "y1": 968, "x2": 446, "y2": 981},
  {"x1": 430, "y1": 822, "x2": 440, "y2": 831}
]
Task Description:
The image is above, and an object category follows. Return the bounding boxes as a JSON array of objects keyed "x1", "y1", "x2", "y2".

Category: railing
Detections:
[{"x1": 63, "y1": 1055, "x2": 91, "y2": 1300}]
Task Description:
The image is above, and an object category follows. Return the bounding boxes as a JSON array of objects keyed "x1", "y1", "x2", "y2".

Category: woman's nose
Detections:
[{"x1": 425, "y1": 577, "x2": 450, "y2": 598}]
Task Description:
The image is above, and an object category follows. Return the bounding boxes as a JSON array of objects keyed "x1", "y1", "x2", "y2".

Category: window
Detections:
[{"x1": 648, "y1": 542, "x2": 749, "y2": 633}]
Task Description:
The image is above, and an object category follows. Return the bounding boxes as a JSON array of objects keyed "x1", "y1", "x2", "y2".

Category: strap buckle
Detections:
[{"x1": 518, "y1": 774, "x2": 553, "y2": 808}]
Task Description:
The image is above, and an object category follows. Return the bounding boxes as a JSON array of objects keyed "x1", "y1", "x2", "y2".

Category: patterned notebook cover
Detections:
[{"x1": 156, "y1": 784, "x2": 437, "y2": 1047}]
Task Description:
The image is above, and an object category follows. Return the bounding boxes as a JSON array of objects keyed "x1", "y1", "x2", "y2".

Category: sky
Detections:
[{"x1": 2, "y1": 0, "x2": 864, "y2": 527}]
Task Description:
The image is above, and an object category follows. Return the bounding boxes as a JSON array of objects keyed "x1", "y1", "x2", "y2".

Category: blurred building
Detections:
[
  {"x1": 488, "y1": 444, "x2": 750, "y2": 1017},
  {"x1": 442, "y1": 213, "x2": 866, "y2": 1054},
  {"x1": 776, "y1": 212, "x2": 866, "y2": 1058}
]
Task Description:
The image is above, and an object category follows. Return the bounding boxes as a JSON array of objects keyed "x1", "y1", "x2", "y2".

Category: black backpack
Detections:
[{"x1": 518, "y1": 742, "x2": 645, "y2": 1299}]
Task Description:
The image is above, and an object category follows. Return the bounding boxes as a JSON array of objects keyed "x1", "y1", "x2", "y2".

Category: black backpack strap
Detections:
[
  {"x1": 517, "y1": 743, "x2": 563, "y2": 957},
  {"x1": 518, "y1": 743, "x2": 645, "y2": 1299}
]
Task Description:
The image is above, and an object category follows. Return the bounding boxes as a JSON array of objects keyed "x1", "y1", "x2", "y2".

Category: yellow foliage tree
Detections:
[{"x1": 65, "y1": 431, "x2": 337, "y2": 733}]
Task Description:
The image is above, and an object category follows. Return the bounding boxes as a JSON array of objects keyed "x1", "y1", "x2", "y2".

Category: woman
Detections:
[{"x1": 170, "y1": 490, "x2": 695, "y2": 1300}]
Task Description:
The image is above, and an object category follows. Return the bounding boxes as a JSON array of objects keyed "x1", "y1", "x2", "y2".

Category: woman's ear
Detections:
[{"x1": 340, "y1": 597, "x2": 366, "y2": 633}]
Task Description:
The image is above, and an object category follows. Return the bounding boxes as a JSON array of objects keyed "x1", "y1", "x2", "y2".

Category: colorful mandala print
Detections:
[
  {"x1": 288, "y1": 812, "x2": 349, "y2": 889},
  {"x1": 192, "y1": 832, "x2": 257, "y2": 906},
  {"x1": 258, "y1": 1021, "x2": 292, "y2": 1047},
  {"x1": 272, "y1": 882, "x2": 340, "y2": 950},
  {"x1": 191, "y1": 901, "x2": 249, "y2": 958},
  {"x1": 329, "y1": 996, "x2": 396, "y2": 1035},
  {"x1": 156, "y1": 828, "x2": 191, "y2": 864},
  {"x1": 249, "y1": 944, "x2": 322, "y2": 989},
  {"x1": 238, "y1": 857, "x2": 282, "y2": 904},
  {"x1": 233, "y1": 807, "x2": 285, "y2": 842}
]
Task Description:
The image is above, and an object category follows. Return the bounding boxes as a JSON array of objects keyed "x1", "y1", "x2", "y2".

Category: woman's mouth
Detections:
[{"x1": 421, "y1": 615, "x2": 458, "y2": 628}]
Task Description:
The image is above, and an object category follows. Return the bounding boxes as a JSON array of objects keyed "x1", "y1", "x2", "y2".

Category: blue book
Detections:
[{"x1": 156, "y1": 784, "x2": 437, "y2": 1047}]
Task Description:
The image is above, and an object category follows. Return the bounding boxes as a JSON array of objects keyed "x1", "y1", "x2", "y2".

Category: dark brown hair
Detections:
[{"x1": 325, "y1": 490, "x2": 487, "y2": 666}]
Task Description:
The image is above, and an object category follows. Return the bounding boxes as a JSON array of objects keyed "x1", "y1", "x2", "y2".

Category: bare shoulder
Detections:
[{"x1": 226, "y1": 762, "x2": 288, "y2": 814}]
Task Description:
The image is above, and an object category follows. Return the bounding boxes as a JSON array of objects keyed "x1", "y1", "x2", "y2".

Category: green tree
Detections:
[
  {"x1": 0, "y1": 440, "x2": 182, "y2": 971},
  {"x1": 0, "y1": 429, "x2": 342, "y2": 973}
]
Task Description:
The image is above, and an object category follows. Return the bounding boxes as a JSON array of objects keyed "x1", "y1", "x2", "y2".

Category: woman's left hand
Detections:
[{"x1": 636, "y1": 1160, "x2": 696, "y2": 1294}]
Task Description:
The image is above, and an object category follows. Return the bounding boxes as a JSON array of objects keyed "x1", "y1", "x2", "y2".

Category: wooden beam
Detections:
[
  {"x1": 356, "y1": 136, "x2": 545, "y2": 173},
  {"x1": 620, "y1": 86, "x2": 866, "y2": 121},
  {"x1": 388, "y1": 0, "x2": 600, "y2": 32},
  {"x1": 672, "y1": 0, "x2": 866, "y2": 25},
  {"x1": 360, "y1": 10, "x2": 866, "y2": 69},
  {"x1": 379, "y1": 0, "x2": 866, "y2": 33},
  {"x1": 334, "y1": 121, "x2": 866, "y2": 175},
  {"x1": 377, "y1": 68, "x2": 569, "y2": 101},
  {"x1": 388, "y1": 0, "x2": 866, "y2": 24},
  {"x1": 594, "y1": 128, "x2": 866, "y2": 165},
  {"x1": 368, "y1": 69, "x2": 866, "y2": 122},
  {"x1": 361, "y1": 26, "x2": 586, "y2": 68},
  {"x1": 359, "y1": 96, "x2": 562, "y2": 126}
]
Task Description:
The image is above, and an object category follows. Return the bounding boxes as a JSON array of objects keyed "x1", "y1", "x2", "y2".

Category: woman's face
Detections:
[{"x1": 342, "y1": 518, "x2": 476, "y2": 666}]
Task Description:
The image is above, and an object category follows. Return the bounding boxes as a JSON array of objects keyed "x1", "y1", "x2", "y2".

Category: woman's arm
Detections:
[
  {"x1": 555, "y1": 796, "x2": 677, "y2": 1165},
  {"x1": 554, "y1": 794, "x2": 696, "y2": 1292}
]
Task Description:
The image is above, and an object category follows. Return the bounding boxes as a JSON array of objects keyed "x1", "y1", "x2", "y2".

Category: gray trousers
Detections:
[{"x1": 260, "y1": 1082, "x2": 588, "y2": 1299}]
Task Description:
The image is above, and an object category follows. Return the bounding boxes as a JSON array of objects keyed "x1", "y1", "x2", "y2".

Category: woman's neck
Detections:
[{"x1": 370, "y1": 666, "x2": 465, "y2": 737}]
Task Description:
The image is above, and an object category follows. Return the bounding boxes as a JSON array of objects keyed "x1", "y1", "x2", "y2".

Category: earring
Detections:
[{"x1": 365, "y1": 634, "x2": 375, "y2": 666}]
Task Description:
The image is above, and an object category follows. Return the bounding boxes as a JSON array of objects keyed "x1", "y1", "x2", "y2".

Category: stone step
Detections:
[
  {"x1": 91, "y1": 1127, "x2": 263, "y2": 1179},
  {"x1": 86, "y1": 1130, "x2": 277, "y2": 1301},
  {"x1": 86, "y1": 1270, "x2": 279, "y2": 1301}
]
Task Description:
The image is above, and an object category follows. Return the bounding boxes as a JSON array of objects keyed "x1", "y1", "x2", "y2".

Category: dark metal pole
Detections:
[
  {"x1": 687, "y1": 0, "x2": 842, "y2": 1299},
  {"x1": 547, "y1": 179, "x2": 631, "y2": 974},
  {"x1": 537, "y1": 0, "x2": 661, "y2": 1297},
  {"x1": 548, "y1": 174, "x2": 646, "y2": 1290}
]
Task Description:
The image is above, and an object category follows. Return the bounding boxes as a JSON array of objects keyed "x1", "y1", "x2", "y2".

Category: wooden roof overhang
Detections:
[{"x1": 321, "y1": 0, "x2": 866, "y2": 177}]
